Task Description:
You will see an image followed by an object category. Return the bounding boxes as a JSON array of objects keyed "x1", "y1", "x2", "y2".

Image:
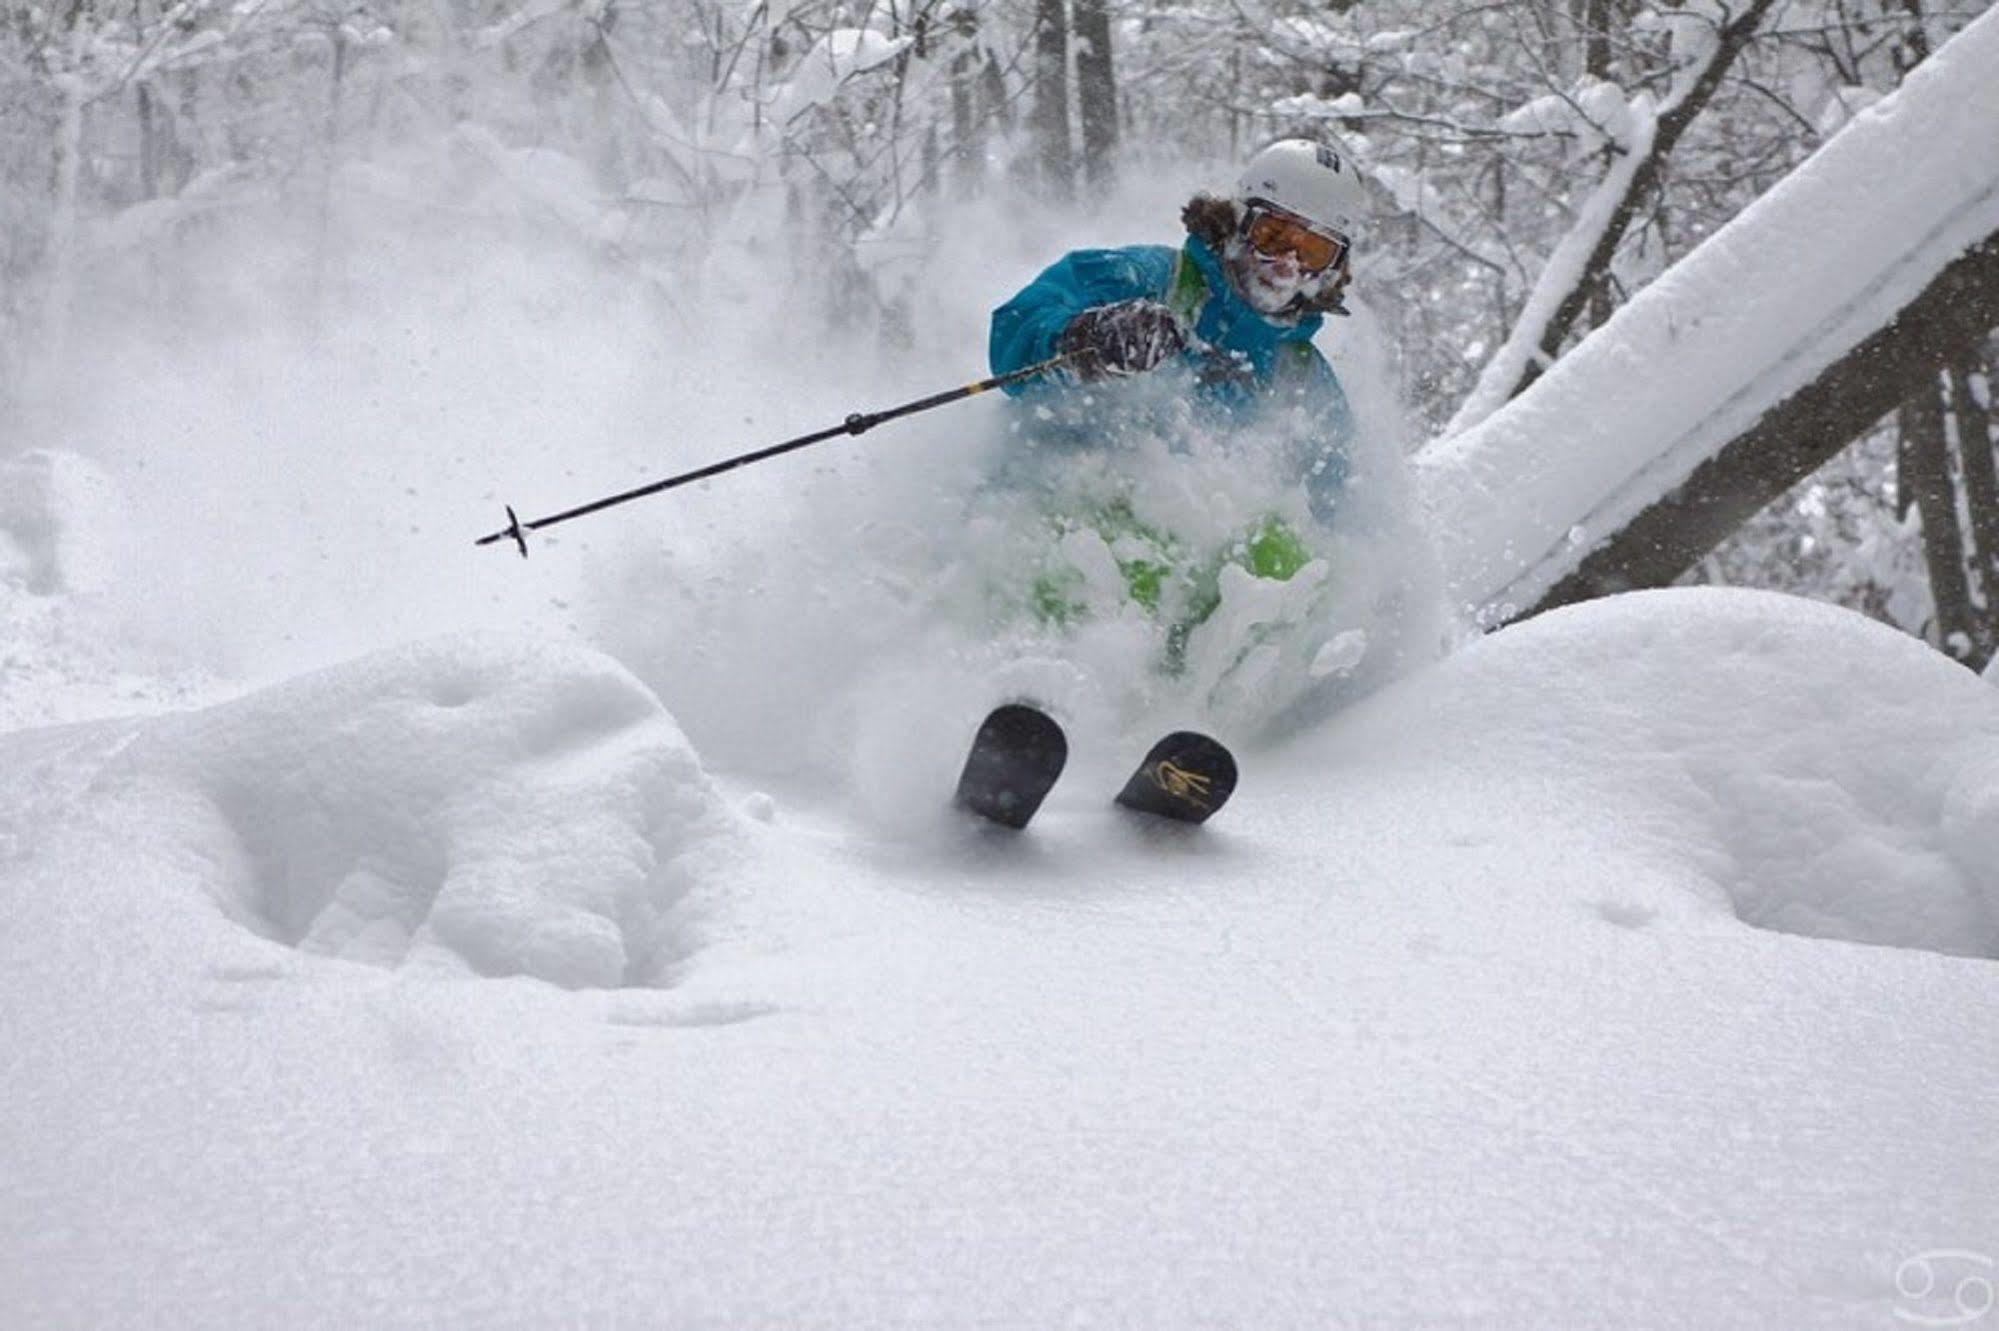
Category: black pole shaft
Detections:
[{"x1": 476, "y1": 354, "x2": 1071, "y2": 553}]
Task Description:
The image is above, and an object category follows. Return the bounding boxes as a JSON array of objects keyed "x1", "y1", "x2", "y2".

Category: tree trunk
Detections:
[
  {"x1": 1577, "y1": 0, "x2": 1615, "y2": 334},
  {"x1": 1072, "y1": 0, "x2": 1117, "y2": 191},
  {"x1": 137, "y1": 82, "x2": 161, "y2": 201},
  {"x1": 1899, "y1": 0, "x2": 1934, "y2": 67},
  {"x1": 43, "y1": 0, "x2": 92, "y2": 368},
  {"x1": 132, "y1": 0, "x2": 181, "y2": 200},
  {"x1": 308, "y1": 24, "x2": 348, "y2": 330},
  {"x1": 948, "y1": 12, "x2": 986, "y2": 195},
  {"x1": 1030, "y1": 0, "x2": 1073, "y2": 201},
  {"x1": 1901, "y1": 373, "x2": 1980, "y2": 659},
  {"x1": 979, "y1": 52, "x2": 1012, "y2": 134},
  {"x1": 582, "y1": 7, "x2": 620, "y2": 186},
  {"x1": 1579, "y1": 0, "x2": 1612, "y2": 80},
  {"x1": 1948, "y1": 344, "x2": 1999, "y2": 660}
]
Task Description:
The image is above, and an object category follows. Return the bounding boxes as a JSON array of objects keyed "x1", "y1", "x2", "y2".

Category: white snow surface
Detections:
[
  {"x1": 5, "y1": 586, "x2": 1998, "y2": 1326},
  {"x1": 1416, "y1": 6, "x2": 1999, "y2": 621}
]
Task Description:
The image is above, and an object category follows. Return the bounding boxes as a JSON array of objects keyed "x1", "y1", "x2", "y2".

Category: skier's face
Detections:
[
  {"x1": 1227, "y1": 240, "x2": 1342, "y2": 318},
  {"x1": 1233, "y1": 246, "x2": 1318, "y2": 315},
  {"x1": 1227, "y1": 205, "x2": 1351, "y2": 318}
]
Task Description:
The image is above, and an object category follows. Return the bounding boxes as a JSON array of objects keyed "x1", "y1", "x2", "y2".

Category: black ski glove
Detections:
[{"x1": 1057, "y1": 299, "x2": 1188, "y2": 380}]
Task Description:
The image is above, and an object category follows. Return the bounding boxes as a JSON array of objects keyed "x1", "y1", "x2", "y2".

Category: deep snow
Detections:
[
  {"x1": 4, "y1": 587, "x2": 1998, "y2": 1327},
  {"x1": 5, "y1": 76, "x2": 1999, "y2": 1327}
]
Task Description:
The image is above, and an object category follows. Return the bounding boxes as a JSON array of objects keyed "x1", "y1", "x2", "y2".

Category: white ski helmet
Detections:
[{"x1": 1235, "y1": 139, "x2": 1367, "y2": 241}]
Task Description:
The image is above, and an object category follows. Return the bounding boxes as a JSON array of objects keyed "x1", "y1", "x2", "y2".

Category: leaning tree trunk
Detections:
[{"x1": 1527, "y1": 227, "x2": 1999, "y2": 629}]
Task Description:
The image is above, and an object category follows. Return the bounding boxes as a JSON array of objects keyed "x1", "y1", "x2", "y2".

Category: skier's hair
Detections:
[
  {"x1": 1180, "y1": 192, "x2": 1351, "y2": 318},
  {"x1": 1181, "y1": 193, "x2": 1239, "y2": 250}
]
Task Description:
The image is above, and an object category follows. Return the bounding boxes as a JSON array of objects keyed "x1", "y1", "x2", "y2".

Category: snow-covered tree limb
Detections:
[
  {"x1": 1444, "y1": 0, "x2": 1782, "y2": 436},
  {"x1": 1531, "y1": 227, "x2": 1999, "y2": 624}
]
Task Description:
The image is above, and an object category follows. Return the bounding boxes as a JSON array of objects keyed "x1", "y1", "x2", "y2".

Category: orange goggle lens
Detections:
[{"x1": 1243, "y1": 208, "x2": 1348, "y2": 273}]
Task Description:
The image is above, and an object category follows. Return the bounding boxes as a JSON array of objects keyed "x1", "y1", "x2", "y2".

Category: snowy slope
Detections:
[
  {"x1": 5, "y1": 587, "x2": 1997, "y2": 1327},
  {"x1": 1414, "y1": 6, "x2": 1999, "y2": 620}
]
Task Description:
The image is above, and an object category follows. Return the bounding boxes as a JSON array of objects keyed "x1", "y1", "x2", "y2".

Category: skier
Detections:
[
  {"x1": 951, "y1": 140, "x2": 1375, "y2": 829},
  {"x1": 993, "y1": 138, "x2": 1362, "y2": 497},
  {"x1": 984, "y1": 137, "x2": 1370, "y2": 653}
]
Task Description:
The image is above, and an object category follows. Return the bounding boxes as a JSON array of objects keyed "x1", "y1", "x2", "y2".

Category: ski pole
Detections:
[{"x1": 475, "y1": 352, "x2": 1075, "y2": 557}]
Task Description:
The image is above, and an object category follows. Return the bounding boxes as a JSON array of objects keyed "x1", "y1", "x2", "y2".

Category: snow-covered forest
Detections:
[
  {"x1": 5, "y1": 0, "x2": 1997, "y2": 659},
  {"x1": 4, "y1": 0, "x2": 1999, "y2": 1325}
]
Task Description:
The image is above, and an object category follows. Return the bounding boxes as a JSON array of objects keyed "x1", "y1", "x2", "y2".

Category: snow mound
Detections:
[
  {"x1": 1320, "y1": 587, "x2": 1999, "y2": 959},
  {"x1": 97, "y1": 634, "x2": 736, "y2": 988}
]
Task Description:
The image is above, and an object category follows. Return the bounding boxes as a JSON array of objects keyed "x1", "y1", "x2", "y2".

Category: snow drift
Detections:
[
  {"x1": 5, "y1": 586, "x2": 1998, "y2": 1327},
  {"x1": 1305, "y1": 588, "x2": 1999, "y2": 959},
  {"x1": 90, "y1": 635, "x2": 737, "y2": 988}
]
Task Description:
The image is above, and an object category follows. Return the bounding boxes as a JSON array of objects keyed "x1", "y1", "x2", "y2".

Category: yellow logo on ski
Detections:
[{"x1": 1150, "y1": 759, "x2": 1214, "y2": 811}]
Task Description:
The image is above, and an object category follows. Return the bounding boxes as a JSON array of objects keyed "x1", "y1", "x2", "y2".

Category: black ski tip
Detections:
[
  {"x1": 954, "y1": 703, "x2": 1068, "y2": 830},
  {"x1": 1116, "y1": 731, "x2": 1237, "y2": 825}
]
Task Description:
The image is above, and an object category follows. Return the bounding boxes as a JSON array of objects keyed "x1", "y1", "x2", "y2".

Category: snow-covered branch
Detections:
[{"x1": 1444, "y1": 0, "x2": 1783, "y2": 436}]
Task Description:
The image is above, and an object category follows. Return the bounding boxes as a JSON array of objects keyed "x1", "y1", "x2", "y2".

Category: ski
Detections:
[
  {"x1": 1115, "y1": 731, "x2": 1238, "y2": 825},
  {"x1": 954, "y1": 704, "x2": 1068, "y2": 830}
]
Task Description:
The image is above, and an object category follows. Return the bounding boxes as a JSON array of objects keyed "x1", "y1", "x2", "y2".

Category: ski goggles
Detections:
[{"x1": 1241, "y1": 203, "x2": 1350, "y2": 274}]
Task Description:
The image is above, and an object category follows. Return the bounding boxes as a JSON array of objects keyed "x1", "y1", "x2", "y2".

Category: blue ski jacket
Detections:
[{"x1": 988, "y1": 236, "x2": 1355, "y2": 521}]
